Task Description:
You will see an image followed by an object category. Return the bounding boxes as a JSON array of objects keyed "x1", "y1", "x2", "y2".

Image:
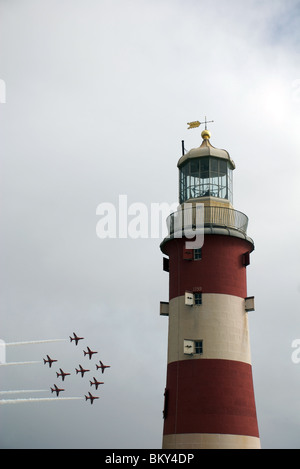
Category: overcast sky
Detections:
[{"x1": 0, "y1": 0, "x2": 300, "y2": 449}]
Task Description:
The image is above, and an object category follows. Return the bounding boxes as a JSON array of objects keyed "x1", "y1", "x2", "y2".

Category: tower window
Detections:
[
  {"x1": 242, "y1": 251, "x2": 250, "y2": 267},
  {"x1": 194, "y1": 340, "x2": 203, "y2": 355},
  {"x1": 183, "y1": 339, "x2": 203, "y2": 355},
  {"x1": 194, "y1": 293, "x2": 202, "y2": 305},
  {"x1": 163, "y1": 257, "x2": 169, "y2": 272},
  {"x1": 194, "y1": 248, "x2": 202, "y2": 260}
]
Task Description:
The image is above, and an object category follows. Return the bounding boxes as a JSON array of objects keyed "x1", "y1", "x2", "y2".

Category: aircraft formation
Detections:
[{"x1": 43, "y1": 332, "x2": 110, "y2": 404}]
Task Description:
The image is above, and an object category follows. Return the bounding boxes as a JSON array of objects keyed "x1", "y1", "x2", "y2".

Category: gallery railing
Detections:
[{"x1": 166, "y1": 205, "x2": 249, "y2": 237}]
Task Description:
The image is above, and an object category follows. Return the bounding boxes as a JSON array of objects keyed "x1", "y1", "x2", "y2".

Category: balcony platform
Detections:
[{"x1": 161, "y1": 205, "x2": 254, "y2": 249}]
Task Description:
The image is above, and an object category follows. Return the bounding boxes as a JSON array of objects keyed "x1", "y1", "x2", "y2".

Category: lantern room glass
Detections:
[{"x1": 179, "y1": 157, "x2": 233, "y2": 204}]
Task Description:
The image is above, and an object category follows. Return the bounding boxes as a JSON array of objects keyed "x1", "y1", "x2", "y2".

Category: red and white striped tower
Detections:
[{"x1": 160, "y1": 127, "x2": 260, "y2": 449}]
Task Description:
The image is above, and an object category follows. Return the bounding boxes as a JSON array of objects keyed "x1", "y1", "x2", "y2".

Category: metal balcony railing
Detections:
[{"x1": 166, "y1": 205, "x2": 249, "y2": 237}]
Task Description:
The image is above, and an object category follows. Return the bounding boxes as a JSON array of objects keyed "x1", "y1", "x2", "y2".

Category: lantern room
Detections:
[{"x1": 178, "y1": 129, "x2": 236, "y2": 207}]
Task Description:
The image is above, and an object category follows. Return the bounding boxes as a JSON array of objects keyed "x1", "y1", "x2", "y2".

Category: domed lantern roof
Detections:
[{"x1": 178, "y1": 130, "x2": 236, "y2": 169}]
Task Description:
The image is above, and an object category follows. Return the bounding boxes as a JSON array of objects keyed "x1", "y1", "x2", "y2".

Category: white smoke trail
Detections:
[
  {"x1": 6, "y1": 339, "x2": 67, "y2": 347},
  {"x1": 0, "y1": 397, "x2": 84, "y2": 405},
  {"x1": 0, "y1": 390, "x2": 48, "y2": 395},
  {"x1": 0, "y1": 361, "x2": 42, "y2": 366}
]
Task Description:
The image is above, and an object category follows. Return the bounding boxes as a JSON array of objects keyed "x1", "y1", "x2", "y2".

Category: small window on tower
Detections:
[
  {"x1": 194, "y1": 248, "x2": 202, "y2": 260},
  {"x1": 183, "y1": 339, "x2": 203, "y2": 355},
  {"x1": 242, "y1": 251, "x2": 250, "y2": 267},
  {"x1": 194, "y1": 293, "x2": 202, "y2": 305},
  {"x1": 194, "y1": 340, "x2": 203, "y2": 355},
  {"x1": 163, "y1": 257, "x2": 169, "y2": 272}
]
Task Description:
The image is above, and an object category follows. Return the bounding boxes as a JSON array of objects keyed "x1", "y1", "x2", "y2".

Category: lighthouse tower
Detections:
[{"x1": 160, "y1": 126, "x2": 260, "y2": 449}]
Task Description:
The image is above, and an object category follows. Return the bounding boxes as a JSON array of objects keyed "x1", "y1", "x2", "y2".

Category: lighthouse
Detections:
[{"x1": 160, "y1": 124, "x2": 260, "y2": 449}]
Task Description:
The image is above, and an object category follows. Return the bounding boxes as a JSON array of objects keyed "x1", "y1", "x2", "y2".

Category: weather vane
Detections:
[{"x1": 187, "y1": 116, "x2": 214, "y2": 130}]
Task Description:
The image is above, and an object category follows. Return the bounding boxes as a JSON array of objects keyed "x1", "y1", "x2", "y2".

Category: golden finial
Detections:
[{"x1": 201, "y1": 129, "x2": 211, "y2": 140}]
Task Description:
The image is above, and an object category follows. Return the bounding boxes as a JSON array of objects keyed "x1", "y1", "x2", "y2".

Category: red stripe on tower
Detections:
[
  {"x1": 164, "y1": 235, "x2": 253, "y2": 300},
  {"x1": 164, "y1": 360, "x2": 259, "y2": 437}
]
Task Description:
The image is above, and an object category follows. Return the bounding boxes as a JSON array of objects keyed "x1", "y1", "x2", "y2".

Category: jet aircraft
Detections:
[
  {"x1": 90, "y1": 377, "x2": 104, "y2": 390},
  {"x1": 96, "y1": 360, "x2": 110, "y2": 374},
  {"x1": 70, "y1": 332, "x2": 84, "y2": 345},
  {"x1": 43, "y1": 355, "x2": 58, "y2": 368},
  {"x1": 75, "y1": 364, "x2": 90, "y2": 377},
  {"x1": 83, "y1": 347, "x2": 98, "y2": 360},
  {"x1": 56, "y1": 368, "x2": 71, "y2": 381},
  {"x1": 85, "y1": 392, "x2": 99, "y2": 405},
  {"x1": 51, "y1": 384, "x2": 65, "y2": 396}
]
